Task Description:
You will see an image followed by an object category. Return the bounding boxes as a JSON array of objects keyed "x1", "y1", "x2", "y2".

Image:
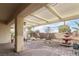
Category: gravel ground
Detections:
[
  {"x1": 22, "y1": 40, "x2": 76, "y2": 56},
  {"x1": 0, "y1": 40, "x2": 77, "y2": 56}
]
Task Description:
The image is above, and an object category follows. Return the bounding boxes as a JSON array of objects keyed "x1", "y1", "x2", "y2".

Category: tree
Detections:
[{"x1": 59, "y1": 25, "x2": 71, "y2": 33}]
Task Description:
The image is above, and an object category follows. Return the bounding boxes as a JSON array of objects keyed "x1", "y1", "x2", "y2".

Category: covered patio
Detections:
[{"x1": 0, "y1": 3, "x2": 79, "y2": 56}]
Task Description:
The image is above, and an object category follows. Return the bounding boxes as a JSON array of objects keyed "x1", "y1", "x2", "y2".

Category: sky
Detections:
[{"x1": 32, "y1": 19, "x2": 79, "y2": 33}]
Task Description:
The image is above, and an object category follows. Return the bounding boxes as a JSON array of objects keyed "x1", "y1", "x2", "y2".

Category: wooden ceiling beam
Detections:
[
  {"x1": 31, "y1": 14, "x2": 79, "y2": 27},
  {"x1": 26, "y1": 20, "x2": 40, "y2": 25},
  {"x1": 30, "y1": 14, "x2": 49, "y2": 23},
  {"x1": 63, "y1": 14, "x2": 79, "y2": 21},
  {"x1": 45, "y1": 4, "x2": 67, "y2": 25},
  {"x1": 45, "y1": 4, "x2": 62, "y2": 19}
]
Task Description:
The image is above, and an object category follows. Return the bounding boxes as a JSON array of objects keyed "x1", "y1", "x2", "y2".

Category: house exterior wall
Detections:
[{"x1": 0, "y1": 23, "x2": 11, "y2": 43}]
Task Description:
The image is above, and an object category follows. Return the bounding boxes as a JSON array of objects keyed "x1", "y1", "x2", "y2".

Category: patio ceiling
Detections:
[
  {"x1": 0, "y1": 3, "x2": 30, "y2": 24},
  {"x1": 24, "y1": 3, "x2": 79, "y2": 28}
]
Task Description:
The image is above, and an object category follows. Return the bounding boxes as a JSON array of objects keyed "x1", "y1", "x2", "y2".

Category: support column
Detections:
[{"x1": 15, "y1": 16, "x2": 24, "y2": 52}]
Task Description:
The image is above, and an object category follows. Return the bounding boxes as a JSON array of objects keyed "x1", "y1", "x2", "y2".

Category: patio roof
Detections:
[
  {"x1": 0, "y1": 3, "x2": 30, "y2": 24},
  {"x1": 24, "y1": 3, "x2": 79, "y2": 28}
]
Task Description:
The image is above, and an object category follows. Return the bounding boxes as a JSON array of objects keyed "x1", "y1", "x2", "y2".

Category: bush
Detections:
[{"x1": 59, "y1": 25, "x2": 71, "y2": 33}]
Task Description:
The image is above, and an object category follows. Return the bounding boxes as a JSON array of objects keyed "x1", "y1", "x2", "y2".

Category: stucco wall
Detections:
[{"x1": 0, "y1": 23, "x2": 11, "y2": 43}]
